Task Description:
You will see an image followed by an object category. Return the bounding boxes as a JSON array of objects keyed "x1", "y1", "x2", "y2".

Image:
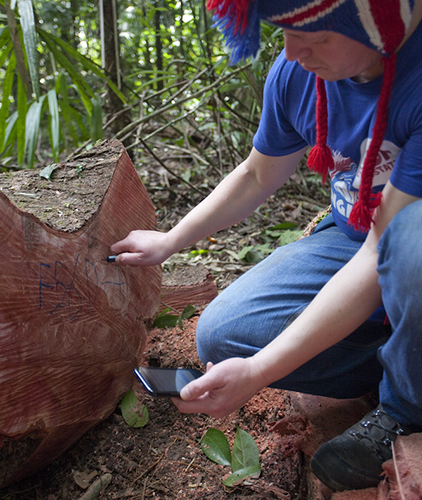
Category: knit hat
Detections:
[{"x1": 207, "y1": 0, "x2": 415, "y2": 231}]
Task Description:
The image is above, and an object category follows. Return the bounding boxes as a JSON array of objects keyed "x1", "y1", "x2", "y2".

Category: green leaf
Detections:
[
  {"x1": 237, "y1": 245, "x2": 254, "y2": 261},
  {"x1": 237, "y1": 246, "x2": 269, "y2": 264},
  {"x1": 17, "y1": 0, "x2": 39, "y2": 99},
  {"x1": 231, "y1": 427, "x2": 260, "y2": 472},
  {"x1": 56, "y1": 73, "x2": 79, "y2": 145},
  {"x1": 68, "y1": 96, "x2": 89, "y2": 139},
  {"x1": 0, "y1": 26, "x2": 12, "y2": 52},
  {"x1": 38, "y1": 29, "x2": 126, "y2": 104},
  {"x1": 39, "y1": 31, "x2": 94, "y2": 114},
  {"x1": 121, "y1": 388, "x2": 149, "y2": 428},
  {"x1": 201, "y1": 428, "x2": 232, "y2": 466},
  {"x1": 222, "y1": 464, "x2": 261, "y2": 487},
  {"x1": 3, "y1": 111, "x2": 18, "y2": 153},
  {"x1": 268, "y1": 222, "x2": 299, "y2": 230},
  {"x1": 0, "y1": 50, "x2": 15, "y2": 151},
  {"x1": 153, "y1": 310, "x2": 179, "y2": 328},
  {"x1": 181, "y1": 305, "x2": 197, "y2": 320},
  {"x1": 16, "y1": 75, "x2": 27, "y2": 164},
  {"x1": 0, "y1": 39, "x2": 12, "y2": 68},
  {"x1": 47, "y1": 89, "x2": 60, "y2": 161},
  {"x1": 90, "y1": 96, "x2": 103, "y2": 141},
  {"x1": 24, "y1": 93, "x2": 46, "y2": 167},
  {"x1": 278, "y1": 230, "x2": 303, "y2": 246},
  {"x1": 39, "y1": 163, "x2": 58, "y2": 181},
  {"x1": 188, "y1": 249, "x2": 210, "y2": 256}
]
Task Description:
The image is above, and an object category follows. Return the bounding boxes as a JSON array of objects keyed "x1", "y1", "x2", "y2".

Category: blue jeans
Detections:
[{"x1": 197, "y1": 200, "x2": 422, "y2": 427}]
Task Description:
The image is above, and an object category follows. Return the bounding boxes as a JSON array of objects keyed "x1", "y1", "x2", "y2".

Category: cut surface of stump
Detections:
[
  {"x1": 0, "y1": 139, "x2": 161, "y2": 487},
  {"x1": 160, "y1": 264, "x2": 218, "y2": 313}
]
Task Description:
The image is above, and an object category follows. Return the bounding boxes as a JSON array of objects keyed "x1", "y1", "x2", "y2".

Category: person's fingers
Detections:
[
  {"x1": 172, "y1": 393, "x2": 230, "y2": 418},
  {"x1": 180, "y1": 369, "x2": 222, "y2": 401},
  {"x1": 110, "y1": 237, "x2": 130, "y2": 254}
]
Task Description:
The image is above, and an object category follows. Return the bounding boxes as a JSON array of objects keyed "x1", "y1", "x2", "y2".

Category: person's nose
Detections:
[{"x1": 284, "y1": 32, "x2": 312, "y2": 62}]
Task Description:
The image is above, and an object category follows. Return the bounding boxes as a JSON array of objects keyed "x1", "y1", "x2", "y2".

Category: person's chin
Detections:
[{"x1": 299, "y1": 63, "x2": 332, "y2": 79}]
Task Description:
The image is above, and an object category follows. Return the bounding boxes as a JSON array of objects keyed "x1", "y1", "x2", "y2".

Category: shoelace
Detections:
[{"x1": 348, "y1": 408, "x2": 405, "y2": 461}]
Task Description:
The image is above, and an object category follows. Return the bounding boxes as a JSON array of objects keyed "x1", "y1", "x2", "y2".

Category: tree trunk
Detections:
[
  {"x1": 0, "y1": 139, "x2": 161, "y2": 487},
  {"x1": 154, "y1": 0, "x2": 164, "y2": 93},
  {"x1": 101, "y1": 0, "x2": 130, "y2": 135}
]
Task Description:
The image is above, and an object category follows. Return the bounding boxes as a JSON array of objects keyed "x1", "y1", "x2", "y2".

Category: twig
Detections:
[
  {"x1": 171, "y1": 460, "x2": 221, "y2": 477},
  {"x1": 193, "y1": 492, "x2": 216, "y2": 500},
  {"x1": 125, "y1": 96, "x2": 206, "y2": 149},
  {"x1": 185, "y1": 457, "x2": 196, "y2": 473},
  {"x1": 159, "y1": 301, "x2": 182, "y2": 315},
  {"x1": 140, "y1": 477, "x2": 148, "y2": 500},
  {"x1": 138, "y1": 138, "x2": 209, "y2": 196},
  {"x1": 130, "y1": 436, "x2": 178, "y2": 487},
  {"x1": 130, "y1": 453, "x2": 166, "y2": 487},
  {"x1": 77, "y1": 473, "x2": 112, "y2": 500},
  {"x1": 114, "y1": 63, "x2": 252, "y2": 141}
]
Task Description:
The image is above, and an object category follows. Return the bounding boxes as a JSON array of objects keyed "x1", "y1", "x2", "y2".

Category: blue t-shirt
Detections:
[{"x1": 253, "y1": 22, "x2": 422, "y2": 241}]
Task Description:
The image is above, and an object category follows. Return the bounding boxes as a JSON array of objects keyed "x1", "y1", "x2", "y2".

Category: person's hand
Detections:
[
  {"x1": 110, "y1": 230, "x2": 174, "y2": 266},
  {"x1": 172, "y1": 357, "x2": 267, "y2": 418}
]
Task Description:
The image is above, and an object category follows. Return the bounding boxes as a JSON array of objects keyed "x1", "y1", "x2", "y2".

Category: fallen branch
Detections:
[{"x1": 77, "y1": 473, "x2": 112, "y2": 500}]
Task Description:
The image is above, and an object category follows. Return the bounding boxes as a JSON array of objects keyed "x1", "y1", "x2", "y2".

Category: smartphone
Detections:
[{"x1": 134, "y1": 366, "x2": 204, "y2": 397}]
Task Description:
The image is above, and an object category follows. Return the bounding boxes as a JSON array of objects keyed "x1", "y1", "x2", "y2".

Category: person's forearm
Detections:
[
  {"x1": 166, "y1": 148, "x2": 306, "y2": 254},
  {"x1": 252, "y1": 242, "x2": 382, "y2": 387},
  {"x1": 167, "y1": 163, "x2": 268, "y2": 251},
  {"x1": 252, "y1": 182, "x2": 421, "y2": 388}
]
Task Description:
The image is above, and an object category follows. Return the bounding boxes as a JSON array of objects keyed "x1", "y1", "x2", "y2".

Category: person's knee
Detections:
[
  {"x1": 196, "y1": 295, "x2": 263, "y2": 365},
  {"x1": 196, "y1": 304, "x2": 218, "y2": 364},
  {"x1": 196, "y1": 299, "x2": 235, "y2": 364}
]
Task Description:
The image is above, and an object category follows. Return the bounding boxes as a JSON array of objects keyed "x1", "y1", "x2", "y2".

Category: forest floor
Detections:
[{"x1": 0, "y1": 145, "x2": 373, "y2": 500}]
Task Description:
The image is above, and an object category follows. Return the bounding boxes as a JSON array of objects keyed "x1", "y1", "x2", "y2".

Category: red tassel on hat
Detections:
[
  {"x1": 307, "y1": 76, "x2": 334, "y2": 184},
  {"x1": 348, "y1": 54, "x2": 397, "y2": 231}
]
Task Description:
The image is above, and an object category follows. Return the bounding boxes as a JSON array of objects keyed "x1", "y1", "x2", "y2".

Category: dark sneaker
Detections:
[{"x1": 310, "y1": 404, "x2": 413, "y2": 491}]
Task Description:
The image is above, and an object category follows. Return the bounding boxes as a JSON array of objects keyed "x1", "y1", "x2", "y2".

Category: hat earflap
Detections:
[
  {"x1": 307, "y1": 76, "x2": 334, "y2": 184},
  {"x1": 348, "y1": 54, "x2": 397, "y2": 231}
]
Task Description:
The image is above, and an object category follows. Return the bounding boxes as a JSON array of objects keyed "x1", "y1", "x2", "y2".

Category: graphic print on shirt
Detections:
[{"x1": 330, "y1": 138, "x2": 401, "y2": 220}]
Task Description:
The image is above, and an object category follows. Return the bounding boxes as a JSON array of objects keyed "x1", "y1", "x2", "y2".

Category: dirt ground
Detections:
[{"x1": 0, "y1": 140, "x2": 336, "y2": 500}]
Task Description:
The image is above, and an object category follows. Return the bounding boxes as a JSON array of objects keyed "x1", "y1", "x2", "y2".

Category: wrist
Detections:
[
  {"x1": 248, "y1": 355, "x2": 272, "y2": 393},
  {"x1": 166, "y1": 224, "x2": 198, "y2": 256}
]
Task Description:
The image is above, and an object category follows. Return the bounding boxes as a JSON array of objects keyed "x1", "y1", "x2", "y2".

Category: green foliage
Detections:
[
  {"x1": 237, "y1": 222, "x2": 302, "y2": 264},
  {"x1": 0, "y1": 0, "x2": 124, "y2": 167},
  {"x1": 0, "y1": 0, "x2": 285, "y2": 173},
  {"x1": 121, "y1": 388, "x2": 149, "y2": 428},
  {"x1": 201, "y1": 427, "x2": 261, "y2": 487},
  {"x1": 200, "y1": 428, "x2": 232, "y2": 466},
  {"x1": 153, "y1": 304, "x2": 197, "y2": 329},
  {"x1": 17, "y1": 0, "x2": 39, "y2": 99},
  {"x1": 39, "y1": 162, "x2": 57, "y2": 180}
]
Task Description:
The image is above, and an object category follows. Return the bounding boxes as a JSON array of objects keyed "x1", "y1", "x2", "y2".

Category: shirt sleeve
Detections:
[
  {"x1": 253, "y1": 51, "x2": 309, "y2": 157},
  {"x1": 390, "y1": 121, "x2": 422, "y2": 198},
  {"x1": 389, "y1": 67, "x2": 422, "y2": 198}
]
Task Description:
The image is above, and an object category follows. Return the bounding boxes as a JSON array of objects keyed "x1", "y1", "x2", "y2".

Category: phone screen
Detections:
[{"x1": 134, "y1": 367, "x2": 204, "y2": 397}]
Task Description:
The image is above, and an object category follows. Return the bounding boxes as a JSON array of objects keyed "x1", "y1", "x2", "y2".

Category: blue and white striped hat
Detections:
[{"x1": 208, "y1": 0, "x2": 414, "y2": 63}]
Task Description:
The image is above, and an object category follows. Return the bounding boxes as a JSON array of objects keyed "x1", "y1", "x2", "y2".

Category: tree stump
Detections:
[
  {"x1": 160, "y1": 264, "x2": 218, "y2": 313},
  {"x1": 0, "y1": 139, "x2": 161, "y2": 487}
]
